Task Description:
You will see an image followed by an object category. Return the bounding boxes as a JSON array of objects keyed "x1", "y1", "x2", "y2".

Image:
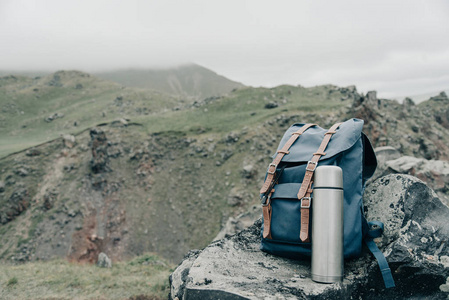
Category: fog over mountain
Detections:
[{"x1": 1, "y1": 0, "x2": 448, "y2": 99}]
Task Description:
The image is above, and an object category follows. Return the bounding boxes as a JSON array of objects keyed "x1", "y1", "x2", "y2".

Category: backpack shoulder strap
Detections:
[
  {"x1": 363, "y1": 218, "x2": 396, "y2": 289},
  {"x1": 297, "y1": 122, "x2": 342, "y2": 242},
  {"x1": 260, "y1": 123, "x2": 316, "y2": 194}
]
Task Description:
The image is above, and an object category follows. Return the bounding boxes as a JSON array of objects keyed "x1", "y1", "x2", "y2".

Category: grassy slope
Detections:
[
  {"x1": 0, "y1": 72, "x2": 344, "y2": 159},
  {"x1": 137, "y1": 85, "x2": 342, "y2": 133},
  {"x1": 0, "y1": 254, "x2": 173, "y2": 300},
  {"x1": 0, "y1": 71, "x2": 180, "y2": 158}
]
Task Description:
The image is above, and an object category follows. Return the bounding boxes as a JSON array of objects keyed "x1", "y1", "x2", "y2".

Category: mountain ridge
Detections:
[{"x1": 94, "y1": 63, "x2": 244, "y2": 99}]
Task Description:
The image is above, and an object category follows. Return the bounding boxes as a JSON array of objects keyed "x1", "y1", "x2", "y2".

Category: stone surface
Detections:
[
  {"x1": 375, "y1": 146, "x2": 401, "y2": 164},
  {"x1": 213, "y1": 205, "x2": 260, "y2": 241},
  {"x1": 44, "y1": 112, "x2": 64, "y2": 122},
  {"x1": 170, "y1": 175, "x2": 449, "y2": 299},
  {"x1": 25, "y1": 148, "x2": 42, "y2": 157},
  {"x1": 0, "y1": 188, "x2": 29, "y2": 225},
  {"x1": 97, "y1": 252, "x2": 112, "y2": 268},
  {"x1": 384, "y1": 156, "x2": 449, "y2": 205},
  {"x1": 62, "y1": 134, "x2": 76, "y2": 148},
  {"x1": 89, "y1": 128, "x2": 110, "y2": 173},
  {"x1": 264, "y1": 102, "x2": 279, "y2": 109}
]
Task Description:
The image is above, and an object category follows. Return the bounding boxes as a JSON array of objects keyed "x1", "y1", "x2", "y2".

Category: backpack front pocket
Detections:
[{"x1": 268, "y1": 183, "x2": 310, "y2": 243}]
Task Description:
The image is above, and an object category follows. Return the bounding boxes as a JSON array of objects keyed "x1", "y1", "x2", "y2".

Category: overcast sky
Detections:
[{"x1": 1, "y1": 0, "x2": 448, "y2": 98}]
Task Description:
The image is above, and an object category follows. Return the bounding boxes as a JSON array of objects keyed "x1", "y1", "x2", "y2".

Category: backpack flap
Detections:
[{"x1": 274, "y1": 118, "x2": 364, "y2": 163}]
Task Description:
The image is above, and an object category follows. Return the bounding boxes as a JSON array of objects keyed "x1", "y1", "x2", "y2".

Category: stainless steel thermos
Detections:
[{"x1": 311, "y1": 165, "x2": 344, "y2": 283}]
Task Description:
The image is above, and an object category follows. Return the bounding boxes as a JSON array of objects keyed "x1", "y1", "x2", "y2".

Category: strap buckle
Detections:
[
  {"x1": 300, "y1": 197, "x2": 311, "y2": 208},
  {"x1": 306, "y1": 161, "x2": 317, "y2": 172},
  {"x1": 261, "y1": 193, "x2": 272, "y2": 207},
  {"x1": 267, "y1": 163, "x2": 277, "y2": 175}
]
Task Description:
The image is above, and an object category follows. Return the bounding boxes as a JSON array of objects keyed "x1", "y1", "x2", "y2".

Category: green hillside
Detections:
[
  {"x1": 0, "y1": 71, "x2": 180, "y2": 158},
  {"x1": 1, "y1": 70, "x2": 449, "y2": 300},
  {"x1": 0, "y1": 71, "x2": 341, "y2": 159}
]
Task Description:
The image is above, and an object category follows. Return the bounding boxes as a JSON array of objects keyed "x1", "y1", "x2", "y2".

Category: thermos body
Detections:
[{"x1": 311, "y1": 166, "x2": 344, "y2": 283}]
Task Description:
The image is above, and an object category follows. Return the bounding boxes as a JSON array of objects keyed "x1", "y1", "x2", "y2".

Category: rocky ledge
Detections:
[{"x1": 170, "y1": 174, "x2": 449, "y2": 299}]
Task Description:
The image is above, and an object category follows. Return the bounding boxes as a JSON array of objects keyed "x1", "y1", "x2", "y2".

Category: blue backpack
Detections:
[{"x1": 259, "y1": 119, "x2": 395, "y2": 288}]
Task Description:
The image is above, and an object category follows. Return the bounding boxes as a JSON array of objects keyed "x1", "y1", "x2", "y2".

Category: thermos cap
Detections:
[{"x1": 313, "y1": 165, "x2": 343, "y2": 189}]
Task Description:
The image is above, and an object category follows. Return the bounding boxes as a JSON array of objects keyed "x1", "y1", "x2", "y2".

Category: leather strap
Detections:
[
  {"x1": 260, "y1": 123, "x2": 316, "y2": 194},
  {"x1": 262, "y1": 190, "x2": 274, "y2": 239},
  {"x1": 298, "y1": 122, "x2": 342, "y2": 242}
]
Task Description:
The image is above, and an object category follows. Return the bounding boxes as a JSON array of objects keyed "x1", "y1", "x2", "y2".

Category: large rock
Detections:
[
  {"x1": 97, "y1": 252, "x2": 112, "y2": 268},
  {"x1": 369, "y1": 146, "x2": 402, "y2": 185},
  {"x1": 169, "y1": 175, "x2": 449, "y2": 299},
  {"x1": 89, "y1": 128, "x2": 110, "y2": 173},
  {"x1": 0, "y1": 188, "x2": 30, "y2": 225},
  {"x1": 62, "y1": 134, "x2": 76, "y2": 148},
  {"x1": 213, "y1": 205, "x2": 260, "y2": 241},
  {"x1": 384, "y1": 156, "x2": 449, "y2": 205}
]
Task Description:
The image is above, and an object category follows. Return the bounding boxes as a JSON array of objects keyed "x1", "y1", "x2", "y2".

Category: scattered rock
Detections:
[
  {"x1": 375, "y1": 146, "x2": 401, "y2": 164},
  {"x1": 5, "y1": 175, "x2": 15, "y2": 186},
  {"x1": 366, "y1": 90, "x2": 377, "y2": 103},
  {"x1": 15, "y1": 167, "x2": 29, "y2": 177},
  {"x1": 224, "y1": 133, "x2": 239, "y2": 144},
  {"x1": 42, "y1": 189, "x2": 58, "y2": 210},
  {"x1": 418, "y1": 138, "x2": 438, "y2": 160},
  {"x1": 48, "y1": 74, "x2": 62, "y2": 87},
  {"x1": 227, "y1": 187, "x2": 245, "y2": 207},
  {"x1": 97, "y1": 252, "x2": 112, "y2": 268},
  {"x1": 264, "y1": 102, "x2": 278, "y2": 109},
  {"x1": 386, "y1": 156, "x2": 424, "y2": 173},
  {"x1": 430, "y1": 91, "x2": 448, "y2": 102},
  {"x1": 242, "y1": 164, "x2": 255, "y2": 179},
  {"x1": 170, "y1": 175, "x2": 449, "y2": 299},
  {"x1": 214, "y1": 205, "x2": 260, "y2": 241},
  {"x1": 63, "y1": 164, "x2": 76, "y2": 173},
  {"x1": 429, "y1": 92, "x2": 449, "y2": 129},
  {"x1": 25, "y1": 148, "x2": 41, "y2": 157},
  {"x1": 129, "y1": 147, "x2": 149, "y2": 161},
  {"x1": 107, "y1": 146, "x2": 122, "y2": 158},
  {"x1": 0, "y1": 181, "x2": 5, "y2": 193},
  {"x1": 114, "y1": 96, "x2": 123, "y2": 106},
  {"x1": 45, "y1": 112, "x2": 64, "y2": 123},
  {"x1": 403, "y1": 97, "x2": 415, "y2": 107},
  {"x1": 62, "y1": 134, "x2": 76, "y2": 148},
  {"x1": 220, "y1": 150, "x2": 233, "y2": 161}
]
